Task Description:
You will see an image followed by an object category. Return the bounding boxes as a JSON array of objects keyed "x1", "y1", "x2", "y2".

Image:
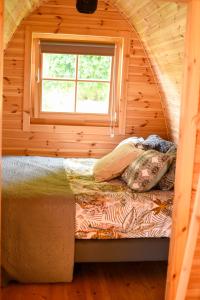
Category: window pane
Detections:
[
  {"x1": 78, "y1": 55, "x2": 112, "y2": 81},
  {"x1": 42, "y1": 53, "x2": 76, "y2": 79},
  {"x1": 76, "y1": 82, "x2": 110, "y2": 113},
  {"x1": 42, "y1": 80, "x2": 75, "y2": 112}
]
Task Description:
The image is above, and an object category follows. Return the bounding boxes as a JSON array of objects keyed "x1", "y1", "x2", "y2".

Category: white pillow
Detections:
[
  {"x1": 93, "y1": 143, "x2": 144, "y2": 182},
  {"x1": 117, "y1": 136, "x2": 144, "y2": 147}
]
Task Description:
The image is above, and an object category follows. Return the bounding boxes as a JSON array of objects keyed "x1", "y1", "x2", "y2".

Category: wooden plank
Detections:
[
  {"x1": 176, "y1": 176, "x2": 200, "y2": 300},
  {"x1": 0, "y1": 0, "x2": 3, "y2": 283},
  {"x1": 165, "y1": 1, "x2": 200, "y2": 299},
  {"x1": 22, "y1": 26, "x2": 31, "y2": 131},
  {"x1": 0, "y1": 262, "x2": 167, "y2": 300}
]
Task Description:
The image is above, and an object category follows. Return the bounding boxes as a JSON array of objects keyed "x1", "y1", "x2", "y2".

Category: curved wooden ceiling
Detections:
[{"x1": 4, "y1": 0, "x2": 187, "y2": 141}]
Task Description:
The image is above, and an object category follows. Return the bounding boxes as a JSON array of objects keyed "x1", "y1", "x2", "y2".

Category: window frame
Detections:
[{"x1": 23, "y1": 27, "x2": 126, "y2": 133}]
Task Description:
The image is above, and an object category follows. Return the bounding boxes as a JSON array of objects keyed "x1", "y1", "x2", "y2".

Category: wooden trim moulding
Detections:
[
  {"x1": 165, "y1": 0, "x2": 200, "y2": 299},
  {"x1": 0, "y1": 0, "x2": 3, "y2": 280},
  {"x1": 23, "y1": 26, "x2": 32, "y2": 131}
]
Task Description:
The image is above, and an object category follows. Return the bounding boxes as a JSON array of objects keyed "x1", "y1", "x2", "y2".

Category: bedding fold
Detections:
[{"x1": 2, "y1": 156, "x2": 75, "y2": 283}]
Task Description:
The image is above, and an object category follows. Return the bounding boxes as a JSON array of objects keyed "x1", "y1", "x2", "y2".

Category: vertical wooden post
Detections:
[
  {"x1": 165, "y1": 0, "x2": 200, "y2": 299},
  {"x1": 176, "y1": 176, "x2": 200, "y2": 300},
  {"x1": 0, "y1": 0, "x2": 3, "y2": 279}
]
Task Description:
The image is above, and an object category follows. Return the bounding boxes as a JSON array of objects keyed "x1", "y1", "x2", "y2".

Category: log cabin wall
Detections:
[
  {"x1": 4, "y1": 0, "x2": 188, "y2": 145},
  {"x1": 2, "y1": 0, "x2": 168, "y2": 158}
]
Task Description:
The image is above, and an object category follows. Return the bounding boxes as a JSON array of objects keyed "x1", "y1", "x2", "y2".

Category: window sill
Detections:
[
  {"x1": 30, "y1": 116, "x2": 116, "y2": 128},
  {"x1": 24, "y1": 121, "x2": 120, "y2": 135}
]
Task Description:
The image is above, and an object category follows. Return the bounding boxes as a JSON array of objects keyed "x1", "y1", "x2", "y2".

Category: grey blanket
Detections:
[{"x1": 2, "y1": 156, "x2": 75, "y2": 283}]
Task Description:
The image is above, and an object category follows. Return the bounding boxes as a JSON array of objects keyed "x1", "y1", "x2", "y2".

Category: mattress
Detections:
[{"x1": 64, "y1": 158, "x2": 174, "y2": 240}]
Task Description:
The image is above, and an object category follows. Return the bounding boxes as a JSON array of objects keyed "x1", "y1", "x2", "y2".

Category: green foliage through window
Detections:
[{"x1": 41, "y1": 53, "x2": 112, "y2": 114}]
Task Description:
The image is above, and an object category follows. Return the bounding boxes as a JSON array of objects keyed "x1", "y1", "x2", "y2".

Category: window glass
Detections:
[
  {"x1": 78, "y1": 55, "x2": 112, "y2": 80},
  {"x1": 76, "y1": 82, "x2": 110, "y2": 113},
  {"x1": 42, "y1": 80, "x2": 75, "y2": 112},
  {"x1": 42, "y1": 53, "x2": 76, "y2": 79},
  {"x1": 41, "y1": 52, "x2": 112, "y2": 114}
]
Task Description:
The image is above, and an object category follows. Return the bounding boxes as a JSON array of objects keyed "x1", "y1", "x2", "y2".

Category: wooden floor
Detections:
[{"x1": 1, "y1": 262, "x2": 167, "y2": 300}]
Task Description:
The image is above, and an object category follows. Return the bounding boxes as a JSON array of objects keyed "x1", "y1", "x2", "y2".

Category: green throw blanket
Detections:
[{"x1": 2, "y1": 156, "x2": 75, "y2": 283}]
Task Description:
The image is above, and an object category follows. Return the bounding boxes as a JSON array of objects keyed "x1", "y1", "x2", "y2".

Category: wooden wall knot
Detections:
[
  {"x1": 24, "y1": 110, "x2": 30, "y2": 114},
  {"x1": 37, "y1": 10, "x2": 42, "y2": 15},
  {"x1": 3, "y1": 76, "x2": 10, "y2": 84},
  {"x1": 140, "y1": 120, "x2": 149, "y2": 127},
  {"x1": 182, "y1": 226, "x2": 187, "y2": 233}
]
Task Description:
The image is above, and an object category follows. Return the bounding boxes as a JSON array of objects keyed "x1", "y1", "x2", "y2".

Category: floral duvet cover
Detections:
[{"x1": 64, "y1": 158, "x2": 173, "y2": 239}]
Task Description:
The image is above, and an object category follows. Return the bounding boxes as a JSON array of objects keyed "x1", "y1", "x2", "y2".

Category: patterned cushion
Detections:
[
  {"x1": 167, "y1": 144, "x2": 177, "y2": 154},
  {"x1": 142, "y1": 135, "x2": 175, "y2": 153},
  {"x1": 122, "y1": 150, "x2": 174, "y2": 192},
  {"x1": 157, "y1": 158, "x2": 176, "y2": 190}
]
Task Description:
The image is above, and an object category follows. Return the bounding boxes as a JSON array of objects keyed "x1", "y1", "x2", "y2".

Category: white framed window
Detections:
[{"x1": 23, "y1": 30, "x2": 125, "y2": 132}]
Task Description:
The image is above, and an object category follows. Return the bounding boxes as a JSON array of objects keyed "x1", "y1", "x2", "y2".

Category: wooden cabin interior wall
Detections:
[
  {"x1": 112, "y1": 0, "x2": 187, "y2": 143},
  {"x1": 2, "y1": 0, "x2": 200, "y2": 299},
  {"x1": 2, "y1": 0, "x2": 168, "y2": 158},
  {"x1": 4, "y1": 0, "x2": 188, "y2": 145}
]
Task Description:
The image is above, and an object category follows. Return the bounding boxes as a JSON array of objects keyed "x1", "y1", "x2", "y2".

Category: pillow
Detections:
[
  {"x1": 117, "y1": 136, "x2": 144, "y2": 148},
  {"x1": 142, "y1": 135, "x2": 174, "y2": 153},
  {"x1": 122, "y1": 149, "x2": 174, "y2": 192},
  {"x1": 157, "y1": 158, "x2": 176, "y2": 190},
  {"x1": 93, "y1": 143, "x2": 144, "y2": 182}
]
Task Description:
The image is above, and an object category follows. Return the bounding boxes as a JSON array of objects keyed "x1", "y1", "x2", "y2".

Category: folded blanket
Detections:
[
  {"x1": 142, "y1": 135, "x2": 175, "y2": 153},
  {"x1": 2, "y1": 156, "x2": 75, "y2": 283}
]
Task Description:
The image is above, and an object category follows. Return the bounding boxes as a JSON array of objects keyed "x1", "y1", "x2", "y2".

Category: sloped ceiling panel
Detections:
[
  {"x1": 4, "y1": 0, "x2": 43, "y2": 46},
  {"x1": 112, "y1": 0, "x2": 187, "y2": 141},
  {"x1": 4, "y1": 0, "x2": 187, "y2": 141}
]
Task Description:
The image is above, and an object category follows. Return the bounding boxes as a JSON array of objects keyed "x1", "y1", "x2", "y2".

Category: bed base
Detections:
[{"x1": 75, "y1": 238, "x2": 169, "y2": 262}]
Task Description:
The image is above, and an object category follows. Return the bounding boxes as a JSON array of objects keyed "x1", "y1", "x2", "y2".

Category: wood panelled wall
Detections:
[
  {"x1": 2, "y1": 0, "x2": 168, "y2": 158},
  {"x1": 4, "y1": 0, "x2": 188, "y2": 144},
  {"x1": 112, "y1": 0, "x2": 187, "y2": 143}
]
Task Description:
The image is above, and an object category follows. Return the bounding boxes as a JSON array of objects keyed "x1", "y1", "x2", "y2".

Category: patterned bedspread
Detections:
[{"x1": 64, "y1": 158, "x2": 174, "y2": 239}]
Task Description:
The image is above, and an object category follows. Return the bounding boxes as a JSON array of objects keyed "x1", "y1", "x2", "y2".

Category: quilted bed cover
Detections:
[{"x1": 64, "y1": 158, "x2": 174, "y2": 240}]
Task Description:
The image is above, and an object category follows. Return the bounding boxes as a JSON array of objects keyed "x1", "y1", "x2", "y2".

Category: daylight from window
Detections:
[{"x1": 41, "y1": 53, "x2": 112, "y2": 114}]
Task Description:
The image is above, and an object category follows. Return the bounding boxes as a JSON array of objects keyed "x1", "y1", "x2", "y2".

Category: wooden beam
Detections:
[
  {"x1": 176, "y1": 176, "x2": 200, "y2": 300},
  {"x1": 165, "y1": 0, "x2": 200, "y2": 299},
  {"x1": 0, "y1": 0, "x2": 3, "y2": 284}
]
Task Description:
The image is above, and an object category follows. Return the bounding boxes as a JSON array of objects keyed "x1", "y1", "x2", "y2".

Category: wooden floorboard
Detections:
[{"x1": 1, "y1": 262, "x2": 167, "y2": 300}]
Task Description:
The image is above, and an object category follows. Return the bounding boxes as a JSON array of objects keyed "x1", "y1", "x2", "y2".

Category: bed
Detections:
[{"x1": 2, "y1": 155, "x2": 173, "y2": 283}]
